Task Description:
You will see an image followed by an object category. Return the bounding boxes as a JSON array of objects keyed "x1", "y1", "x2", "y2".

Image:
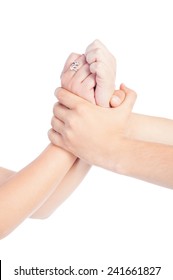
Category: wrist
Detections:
[
  {"x1": 97, "y1": 137, "x2": 128, "y2": 173},
  {"x1": 109, "y1": 137, "x2": 136, "y2": 175}
]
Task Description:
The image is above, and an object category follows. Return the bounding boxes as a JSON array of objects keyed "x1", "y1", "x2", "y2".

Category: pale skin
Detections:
[
  {"x1": 36, "y1": 40, "x2": 119, "y2": 218},
  {"x1": 0, "y1": 145, "x2": 76, "y2": 239},
  {"x1": 49, "y1": 84, "x2": 173, "y2": 189},
  {"x1": 0, "y1": 40, "x2": 120, "y2": 239}
]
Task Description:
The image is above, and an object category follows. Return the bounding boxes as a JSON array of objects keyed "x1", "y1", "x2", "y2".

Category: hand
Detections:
[
  {"x1": 60, "y1": 53, "x2": 96, "y2": 104},
  {"x1": 48, "y1": 84, "x2": 137, "y2": 171},
  {"x1": 85, "y1": 39, "x2": 116, "y2": 107}
]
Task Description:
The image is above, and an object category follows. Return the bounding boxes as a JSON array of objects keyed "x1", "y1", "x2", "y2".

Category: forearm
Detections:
[
  {"x1": 114, "y1": 138, "x2": 173, "y2": 189},
  {"x1": 127, "y1": 113, "x2": 173, "y2": 145},
  {"x1": 0, "y1": 167, "x2": 15, "y2": 185},
  {"x1": 0, "y1": 144, "x2": 76, "y2": 239},
  {"x1": 31, "y1": 159, "x2": 91, "y2": 219}
]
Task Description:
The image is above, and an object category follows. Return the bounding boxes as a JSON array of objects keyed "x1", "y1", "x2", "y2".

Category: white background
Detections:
[{"x1": 0, "y1": 0, "x2": 173, "y2": 279}]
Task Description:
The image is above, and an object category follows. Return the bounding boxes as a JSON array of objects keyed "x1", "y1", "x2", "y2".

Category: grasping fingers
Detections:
[
  {"x1": 54, "y1": 87, "x2": 87, "y2": 110},
  {"x1": 60, "y1": 53, "x2": 96, "y2": 104},
  {"x1": 85, "y1": 39, "x2": 116, "y2": 107},
  {"x1": 60, "y1": 52, "x2": 81, "y2": 78},
  {"x1": 53, "y1": 102, "x2": 70, "y2": 123}
]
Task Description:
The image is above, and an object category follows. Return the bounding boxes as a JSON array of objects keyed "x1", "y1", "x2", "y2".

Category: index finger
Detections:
[
  {"x1": 55, "y1": 88, "x2": 86, "y2": 109},
  {"x1": 60, "y1": 53, "x2": 81, "y2": 78},
  {"x1": 85, "y1": 39, "x2": 108, "y2": 54}
]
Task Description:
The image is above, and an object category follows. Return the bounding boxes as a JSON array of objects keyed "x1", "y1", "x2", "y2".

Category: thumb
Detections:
[
  {"x1": 120, "y1": 83, "x2": 137, "y2": 112},
  {"x1": 110, "y1": 89, "x2": 126, "y2": 107}
]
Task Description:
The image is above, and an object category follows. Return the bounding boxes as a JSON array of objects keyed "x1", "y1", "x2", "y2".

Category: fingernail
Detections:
[{"x1": 111, "y1": 96, "x2": 121, "y2": 106}]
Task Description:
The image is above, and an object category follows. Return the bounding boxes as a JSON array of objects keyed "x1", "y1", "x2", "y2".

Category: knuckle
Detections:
[
  {"x1": 65, "y1": 116, "x2": 75, "y2": 129},
  {"x1": 92, "y1": 39, "x2": 101, "y2": 47},
  {"x1": 65, "y1": 53, "x2": 81, "y2": 67},
  {"x1": 70, "y1": 52, "x2": 78, "y2": 57},
  {"x1": 68, "y1": 52, "x2": 79, "y2": 61},
  {"x1": 65, "y1": 127, "x2": 72, "y2": 140},
  {"x1": 57, "y1": 90, "x2": 64, "y2": 101},
  {"x1": 94, "y1": 47, "x2": 102, "y2": 58},
  {"x1": 53, "y1": 103, "x2": 58, "y2": 115},
  {"x1": 67, "y1": 115, "x2": 76, "y2": 128},
  {"x1": 51, "y1": 116, "x2": 54, "y2": 127},
  {"x1": 85, "y1": 52, "x2": 90, "y2": 63},
  {"x1": 47, "y1": 129, "x2": 52, "y2": 139},
  {"x1": 75, "y1": 103, "x2": 85, "y2": 115},
  {"x1": 48, "y1": 129, "x2": 55, "y2": 143},
  {"x1": 133, "y1": 91, "x2": 137, "y2": 100},
  {"x1": 54, "y1": 87, "x2": 59, "y2": 98},
  {"x1": 51, "y1": 116, "x2": 56, "y2": 128}
]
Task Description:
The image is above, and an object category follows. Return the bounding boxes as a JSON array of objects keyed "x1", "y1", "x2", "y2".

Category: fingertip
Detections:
[
  {"x1": 120, "y1": 84, "x2": 132, "y2": 95},
  {"x1": 120, "y1": 84, "x2": 137, "y2": 100},
  {"x1": 54, "y1": 87, "x2": 61, "y2": 98},
  {"x1": 56, "y1": 88, "x2": 68, "y2": 101},
  {"x1": 120, "y1": 83, "x2": 126, "y2": 90},
  {"x1": 120, "y1": 83, "x2": 133, "y2": 93}
]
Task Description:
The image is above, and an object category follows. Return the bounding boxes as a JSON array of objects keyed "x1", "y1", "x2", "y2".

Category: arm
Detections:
[
  {"x1": 0, "y1": 144, "x2": 76, "y2": 239},
  {"x1": 127, "y1": 113, "x2": 173, "y2": 145},
  {"x1": 0, "y1": 41, "x2": 119, "y2": 232},
  {"x1": 31, "y1": 52, "x2": 95, "y2": 219},
  {"x1": 114, "y1": 138, "x2": 173, "y2": 188},
  {"x1": 31, "y1": 159, "x2": 90, "y2": 219},
  {"x1": 50, "y1": 85, "x2": 173, "y2": 189},
  {"x1": 0, "y1": 161, "x2": 90, "y2": 221},
  {"x1": 44, "y1": 40, "x2": 119, "y2": 218},
  {"x1": 0, "y1": 167, "x2": 15, "y2": 185}
]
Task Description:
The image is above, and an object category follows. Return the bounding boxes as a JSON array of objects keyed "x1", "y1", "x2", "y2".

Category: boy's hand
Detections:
[
  {"x1": 49, "y1": 85, "x2": 137, "y2": 170},
  {"x1": 85, "y1": 39, "x2": 116, "y2": 107}
]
